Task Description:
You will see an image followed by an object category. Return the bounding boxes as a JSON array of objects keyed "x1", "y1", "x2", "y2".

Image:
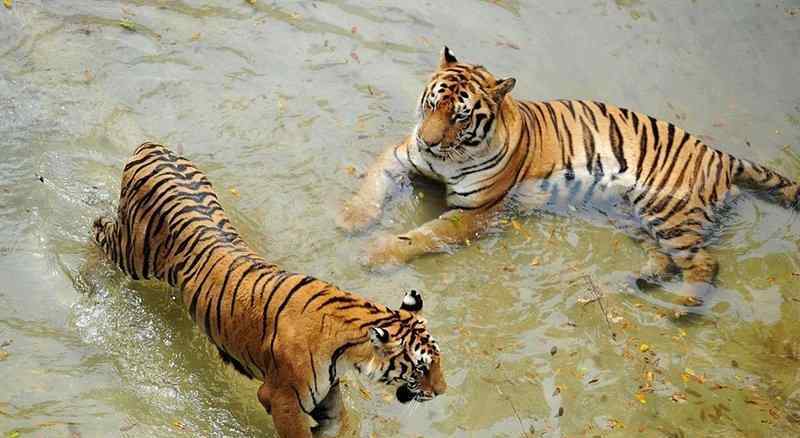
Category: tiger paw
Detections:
[
  {"x1": 336, "y1": 200, "x2": 379, "y2": 233},
  {"x1": 365, "y1": 234, "x2": 413, "y2": 267}
]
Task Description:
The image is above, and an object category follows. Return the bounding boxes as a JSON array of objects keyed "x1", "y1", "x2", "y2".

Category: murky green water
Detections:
[{"x1": 1, "y1": 1, "x2": 799, "y2": 437}]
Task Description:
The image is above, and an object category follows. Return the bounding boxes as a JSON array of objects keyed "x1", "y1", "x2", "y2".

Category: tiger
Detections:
[
  {"x1": 337, "y1": 47, "x2": 800, "y2": 312},
  {"x1": 92, "y1": 142, "x2": 446, "y2": 438}
]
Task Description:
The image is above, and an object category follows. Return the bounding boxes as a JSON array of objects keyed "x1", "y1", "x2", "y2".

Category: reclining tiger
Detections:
[
  {"x1": 338, "y1": 47, "x2": 800, "y2": 312},
  {"x1": 93, "y1": 142, "x2": 446, "y2": 438}
]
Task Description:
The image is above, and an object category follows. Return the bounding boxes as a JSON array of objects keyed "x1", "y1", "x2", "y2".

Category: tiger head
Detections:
[
  {"x1": 367, "y1": 289, "x2": 446, "y2": 403},
  {"x1": 414, "y1": 46, "x2": 516, "y2": 163}
]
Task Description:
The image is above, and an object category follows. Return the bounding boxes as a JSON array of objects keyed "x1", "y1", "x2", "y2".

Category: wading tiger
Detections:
[
  {"x1": 93, "y1": 143, "x2": 446, "y2": 438},
  {"x1": 337, "y1": 47, "x2": 800, "y2": 312}
]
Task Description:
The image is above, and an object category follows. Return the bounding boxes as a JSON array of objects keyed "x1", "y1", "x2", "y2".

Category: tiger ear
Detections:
[
  {"x1": 400, "y1": 289, "x2": 423, "y2": 314},
  {"x1": 369, "y1": 326, "x2": 403, "y2": 355},
  {"x1": 369, "y1": 326, "x2": 390, "y2": 347},
  {"x1": 439, "y1": 46, "x2": 458, "y2": 69},
  {"x1": 490, "y1": 77, "x2": 516, "y2": 103}
]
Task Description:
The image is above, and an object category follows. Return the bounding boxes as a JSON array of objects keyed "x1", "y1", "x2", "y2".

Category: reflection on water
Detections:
[{"x1": 1, "y1": 0, "x2": 799, "y2": 436}]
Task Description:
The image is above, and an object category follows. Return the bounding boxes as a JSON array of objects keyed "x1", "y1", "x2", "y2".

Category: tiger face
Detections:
[
  {"x1": 368, "y1": 290, "x2": 446, "y2": 403},
  {"x1": 414, "y1": 46, "x2": 516, "y2": 163}
]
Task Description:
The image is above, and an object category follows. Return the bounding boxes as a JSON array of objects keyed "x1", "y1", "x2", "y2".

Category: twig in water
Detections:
[
  {"x1": 580, "y1": 275, "x2": 616, "y2": 340},
  {"x1": 495, "y1": 385, "x2": 529, "y2": 438}
]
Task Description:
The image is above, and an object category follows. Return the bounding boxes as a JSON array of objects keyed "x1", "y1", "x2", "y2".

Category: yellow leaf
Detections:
[
  {"x1": 0, "y1": 350, "x2": 7, "y2": 361},
  {"x1": 3, "y1": 0, "x2": 12, "y2": 9},
  {"x1": 634, "y1": 392, "x2": 647, "y2": 404},
  {"x1": 246, "y1": 0, "x2": 256, "y2": 4},
  {"x1": 172, "y1": 420, "x2": 186, "y2": 430},
  {"x1": 119, "y1": 19, "x2": 137, "y2": 31},
  {"x1": 530, "y1": 257, "x2": 540, "y2": 267},
  {"x1": 511, "y1": 219, "x2": 522, "y2": 231},
  {"x1": 639, "y1": 344, "x2": 650, "y2": 353},
  {"x1": 358, "y1": 386, "x2": 372, "y2": 400},
  {"x1": 229, "y1": 188, "x2": 240, "y2": 197}
]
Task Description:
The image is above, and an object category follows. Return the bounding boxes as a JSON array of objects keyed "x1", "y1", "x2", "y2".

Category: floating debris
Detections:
[
  {"x1": 118, "y1": 19, "x2": 137, "y2": 32},
  {"x1": 671, "y1": 392, "x2": 688, "y2": 403}
]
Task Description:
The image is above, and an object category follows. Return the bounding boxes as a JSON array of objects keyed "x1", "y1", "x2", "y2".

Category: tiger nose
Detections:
[
  {"x1": 433, "y1": 381, "x2": 447, "y2": 395},
  {"x1": 420, "y1": 130, "x2": 442, "y2": 147}
]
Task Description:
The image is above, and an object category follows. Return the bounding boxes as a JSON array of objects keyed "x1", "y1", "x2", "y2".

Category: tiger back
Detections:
[
  {"x1": 338, "y1": 47, "x2": 800, "y2": 314},
  {"x1": 94, "y1": 142, "x2": 446, "y2": 438}
]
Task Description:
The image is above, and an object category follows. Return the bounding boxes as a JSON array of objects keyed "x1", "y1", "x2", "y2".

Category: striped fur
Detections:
[
  {"x1": 93, "y1": 143, "x2": 445, "y2": 438},
  {"x1": 338, "y1": 47, "x2": 800, "y2": 311}
]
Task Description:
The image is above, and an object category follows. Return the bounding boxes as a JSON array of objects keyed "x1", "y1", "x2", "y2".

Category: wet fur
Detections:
[
  {"x1": 93, "y1": 143, "x2": 446, "y2": 438},
  {"x1": 338, "y1": 48, "x2": 800, "y2": 311}
]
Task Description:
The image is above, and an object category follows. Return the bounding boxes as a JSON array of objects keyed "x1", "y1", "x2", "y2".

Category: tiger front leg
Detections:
[
  {"x1": 258, "y1": 383, "x2": 313, "y2": 438},
  {"x1": 310, "y1": 382, "x2": 349, "y2": 438},
  {"x1": 337, "y1": 137, "x2": 415, "y2": 233},
  {"x1": 366, "y1": 206, "x2": 504, "y2": 266}
]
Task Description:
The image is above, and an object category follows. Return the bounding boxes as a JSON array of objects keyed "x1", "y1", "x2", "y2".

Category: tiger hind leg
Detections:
[
  {"x1": 670, "y1": 247, "x2": 719, "y2": 308},
  {"x1": 631, "y1": 232, "x2": 679, "y2": 287},
  {"x1": 619, "y1": 225, "x2": 678, "y2": 290},
  {"x1": 651, "y1": 223, "x2": 718, "y2": 311}
]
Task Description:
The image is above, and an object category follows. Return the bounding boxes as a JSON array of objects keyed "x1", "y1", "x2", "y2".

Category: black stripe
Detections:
[
  {"x1": 581, "y1": 118, "x2": 595, "y2": 174},
  {"x1": 608, "y1": 114, "x2": 628, "y2": 173},
  {"x1": 578, "y1": 101, "x2": 598, "y2": 131},
  {"x1": 634, "y1": 126, "x2": 649, "y2": 183},
  {"x1": 260, "y1": 272, "x2": 291, "y2": 343},
  {"x1": 270, "y1": 276, "x2": 317, "y2": 367}
]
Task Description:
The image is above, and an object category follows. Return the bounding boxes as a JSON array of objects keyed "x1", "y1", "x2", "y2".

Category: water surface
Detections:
[{"x1": 1, "y1": 1, "x2": 799, "y2": 437}]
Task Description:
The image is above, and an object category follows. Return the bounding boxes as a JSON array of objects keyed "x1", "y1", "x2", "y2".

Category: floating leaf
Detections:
[
  {"x1": 118, "y1": 19, "x2": 137, "y2": 31},
  {"x1": 229, "y1": 188, "x2": 240, "y2": 197},
  {"x1": 0, "y1": 350, "x2": 8, "y2": 361},
  {"x1": 607, "y1": 419, "x2": 624, "y2": 429},
  {"x1": 639, "y1": 344, "x2": 650, "y2": 353},
  {"x1": 671, "y1": 392, "x2": 687, "y2": 403},
  {"x1": 634, "y1": 392, "x2": 647, "y2": 404},
  {"x1": 683, "y1": 368, "x2": 705, "y2": 384},
  {"x1": 358, "y1": 385, "x2": 372, "y2": 400},
  {"x1": 343, "y1": 165, "x2": 357, "y2": 176},
  {"x1": 3, "y1": 0, "x2": 12, "y2": 9},
  {"x1": 530, "y1": 257, "x2": 540, "y2": 267}
]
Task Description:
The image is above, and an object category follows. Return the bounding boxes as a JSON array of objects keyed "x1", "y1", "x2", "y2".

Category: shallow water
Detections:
[{"x1": 1, "y1": 0, "x2": 800, "y2": 437}]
